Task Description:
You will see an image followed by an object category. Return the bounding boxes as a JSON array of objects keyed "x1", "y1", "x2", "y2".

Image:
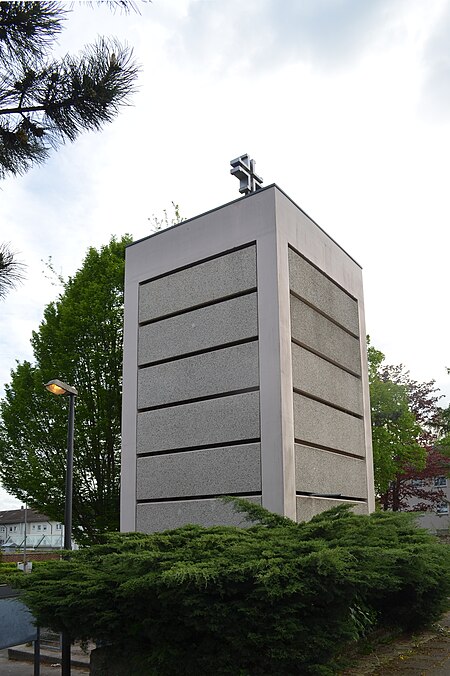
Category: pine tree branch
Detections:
[
  {"x1": 81, "y1": 1, "x2": 143, "y2": 14},
  {"x1": 0, "y1": 38, "x2": 139, "y2": 177},
  {"x1": 0, "y1": 242, "x2": 26, "y2": 300},
  {"x1": 0, "y1": 2, "x2": 65, "y2": 63},
  {"x1": 0, "y1": 105, "x2": 48, "y2": 115}
]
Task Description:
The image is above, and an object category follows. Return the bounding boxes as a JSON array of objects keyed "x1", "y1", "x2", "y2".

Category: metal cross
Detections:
[{"x1": 230, "y1": 154, "x2": 263, "y2": 195}]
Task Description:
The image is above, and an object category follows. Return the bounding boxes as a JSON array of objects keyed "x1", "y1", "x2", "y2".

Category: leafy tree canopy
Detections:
[
  {"x1": 368, "y1": 338, "x2": 449, "y2": 511},
  {"x1": 0, "y1": 236, "x2": 131, "y2": 543},
  {"x1": 368, "y1": 340, "x2": 424, "y2": 500}
]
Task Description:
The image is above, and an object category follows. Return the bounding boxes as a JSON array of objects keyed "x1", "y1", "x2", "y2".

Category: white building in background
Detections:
[
  {"x1": 0, "y1": 507, "x2": 63, "y2": 549},
  {"x1": 409, "y1": 476, "x2": 450, "y2": 533}
]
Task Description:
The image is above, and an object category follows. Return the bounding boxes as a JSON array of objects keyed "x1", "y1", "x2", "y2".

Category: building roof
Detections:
[{"x1": 0, "y1": 508, "x2": 53, "y2": 525}]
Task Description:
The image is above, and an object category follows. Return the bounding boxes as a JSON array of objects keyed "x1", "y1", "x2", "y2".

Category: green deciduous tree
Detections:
[
  {"x1": 368, "y1": 340, "x2": 424, "y2": 507},
  {"x1": 368, "y1": 339, "x2": 449, "y2": 511},
  {"x1": 0, "y1": 236, "x2": 131, "y2": 544}
]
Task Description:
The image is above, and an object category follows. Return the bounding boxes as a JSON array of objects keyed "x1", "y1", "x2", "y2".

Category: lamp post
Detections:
[
  {"x1": 23, "y1": 502, "x2": 27, "y2": 572},
  {"x1": 44, "y1": 379, "x2": 78, "y2": 676}
]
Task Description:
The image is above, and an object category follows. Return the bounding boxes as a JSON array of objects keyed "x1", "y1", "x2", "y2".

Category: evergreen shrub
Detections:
[
  {"x1": 0, "y1": 561, "x2": 21, "y2": 585},
  {"x1": 17, "y1": 502, "x2": 450, "y2": 675}
]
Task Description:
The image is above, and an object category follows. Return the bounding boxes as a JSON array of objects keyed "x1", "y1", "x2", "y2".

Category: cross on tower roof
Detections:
[{"x1": 230, "y1": 154, "x2": 263, "y2": 195}]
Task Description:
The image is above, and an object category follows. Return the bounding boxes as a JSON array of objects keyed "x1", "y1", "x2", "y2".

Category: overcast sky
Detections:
[{"x1": 1, "y1": 0, "x2": 450, "y2": 510}]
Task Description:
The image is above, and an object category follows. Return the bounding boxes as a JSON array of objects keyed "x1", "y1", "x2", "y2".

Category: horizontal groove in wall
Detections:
[
  {"x1": 137, "y1": 491, "x2": 262, "y2": 504},
  {"x1": 293, "y1": 388, "x2": 363, "y2": 420},
  {"x1": 139, "y1": 241, "x2": 257, "y2": 287},
  {"x1": 290, "y1": 290, "x2": 360, "y2": 340},
  {"x1": 288, "y1": 244, "x2": 358, "y2": 303},
  {"x1": 291, "y1": 338, "x2": 361, "y2": 379},
  {"x1": 137, "y1": 387, "x2": 259, "y2": 413},
  {"x1": 139, "y1": 287, "x2": 258, "y2": 327},
  {"x1": 137, "y1": 438, "x2": 261, "y2": 458},
  {"x1": 296, "y1": 492, "x2": 367, "y2": 503},
  {"x1": 294, "y1": 438, "x2": 365, "y2": 460},
  {"x1": 138, "y1": 336, "x2": 258, "y2": 369}
]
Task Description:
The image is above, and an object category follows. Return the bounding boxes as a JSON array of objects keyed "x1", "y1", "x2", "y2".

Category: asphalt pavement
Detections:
[
  {"x1": 0, "y1": 649, "x2": 62, "y2": 675},
  {"x1": 343, "y1": 610, "x2": 450, "y2": 675},
  {"x1": 0, "y1": 649, "x2": 87, "y2": 675}
]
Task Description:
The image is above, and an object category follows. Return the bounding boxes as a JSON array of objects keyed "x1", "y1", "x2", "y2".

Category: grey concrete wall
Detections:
[
  {"x1": 121, "y1": 185, "x2": 375, "y2": 533},
  {"x1": 290, "y1": 294, "x2": 361, "y2": 377},
  {"x1": 137, "y1": 444, "x2": 261, "y2": 500},
  {"x1": 139, "y1": 246, "x2": 256, "y2": 323},
  {"x1": 287, "y1": 246, "x2": 369, "y2": 519},
  {"x1": 138, "y1": 341, "x2": 258, "y2": 409},
  {"x1": 288, "y1": 249, "x2": 359, "y2": 335},
  {"x1": 136, "y1": 496, "x2": 262, "y2": 532},
  {"x1": 137, "y1": 391, "x2": 260, "y2": 454},
  {"x1": 127, "y1": 244, "x2": 262, "y2": 532},
  {"x1": 291, "y1": 344, "x2": 363, "y2": 415},
  {"x1": 293, "y1": 393, "x2": 365, "y2": 457},
  {"x1": 296, "y1": 496, "x2": 368, "y2": 521},
  {"x1": 295, "y1": 444, "x2": 367, "y2": 498},
  {"x1": 138, "y1": 292, "x2": 258, "y2": 365}
]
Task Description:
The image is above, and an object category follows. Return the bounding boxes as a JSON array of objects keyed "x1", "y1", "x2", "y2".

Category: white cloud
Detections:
[
  {"x1": 0, "y1": 487, "x2": 21, "y2": 511},
  {"x1": 419, "y1": 0, "x2": 450, "y2": 119},
  {"x1": 170, "y1": 0, "x2": 409, "y2": 75}
]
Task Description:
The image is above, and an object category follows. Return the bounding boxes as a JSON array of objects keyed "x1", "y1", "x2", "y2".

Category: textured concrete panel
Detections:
[
  {"x1": 293, "y1": 393, "x2": 365, "y2": 456},
  {"x1": 290, "y1": 296, "x2": 361, "y2": 375},
  {"x1": 138, "y1": 341, "x2": 259, "y2": 409},
  {"x1": 137, "y1": 391, "x2": 260, "y2": 453},
  {"x1": 295, "y1": 444, "x2": 367, "y2": 497},
  {"x1": 139, "y1": 246, "x2": 257, "y2": 323},
  {"x1": 137, "y1": 444, "x2": 261, "y2": 499},
  {"x1": 291, "y1": 344, "x2": 363, "y2": 415},
  {"x1": 288, "y1": 248, "x2": 359, "y2": 335},
  {"x1": 296, "y1": 496, "x2": 368, "y2": 521},
  {"x1": 137, "y1": 495, "x2": 262, "y2": 532},
  {"x1": 138, "y1": 293, "x2": 258, "y2": 365}
]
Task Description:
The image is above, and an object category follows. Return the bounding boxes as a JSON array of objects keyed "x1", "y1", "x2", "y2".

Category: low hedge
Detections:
[
  {"x1": 0, "y1": 561, "x2": 22, "y2": 585},
  {"x1": 17, "y1": 502, "x2": 450, "y2": 675}
]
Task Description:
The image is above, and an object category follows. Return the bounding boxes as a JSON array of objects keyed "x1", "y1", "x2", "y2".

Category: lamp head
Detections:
[{"x1": 44, "y1": 379, "x2": 78, "y2": 396}]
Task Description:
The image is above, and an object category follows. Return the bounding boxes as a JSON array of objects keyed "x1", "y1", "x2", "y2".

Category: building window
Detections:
[
  {"x1": 436, "y1": 502, "x2": 449, "y2": 514},
  {"x1": 434, "y1": 476, "x2": 447, "y2": 487},
  {"x1": 56, "y1": 523, "x2": 62, "y2": 530},
  {"x1": 32, "y1": 525, "x2": 36, "y2": 530},
  {"x1": 9, "y1": 527, "x2": 12, "y2": 531},
  {"x1": 43, "y1": 526, "x2": 47, "y2": 530},
  {"x1": 37, "y1": 525, "x2": 41, "y2": 530},
  {"x1": 411, "y1": 478, "x2": 426, "y2": 487}
]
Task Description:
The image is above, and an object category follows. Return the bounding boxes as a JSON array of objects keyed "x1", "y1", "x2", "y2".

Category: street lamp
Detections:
[{"x1": 44, "y1": 378, "x2": 78, "y2": 676}]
